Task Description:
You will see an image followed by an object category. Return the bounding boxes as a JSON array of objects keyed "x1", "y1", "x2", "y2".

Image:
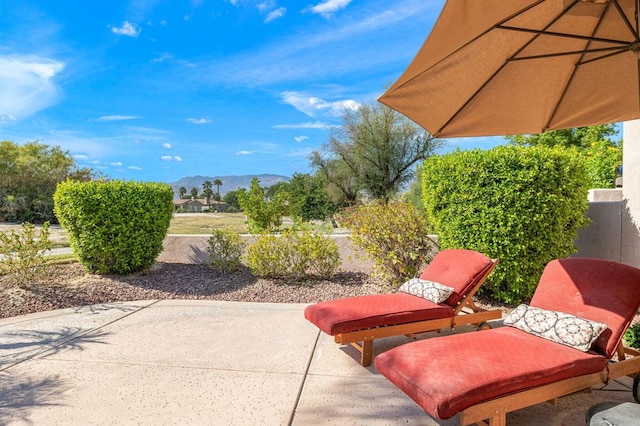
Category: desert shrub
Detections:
[
  {"x1": 0, "y1": 222, "x2": 53, "y2": 287},
  {"x1": 206, "y1": 229, "x2": 246, "y2": 273},
  {"x1": 54, "y1": 180, "x2": 174, "y2": 274},
  {"x1": 246, "y1": 228, "x2": 340, "y2": 279},
  {"x1": 237, "y1": 177, "x2": 288, "y2": 233},
  {"x1": 624, "y1": 323, "x2": 640, "y2": 349},
  {"x1": 422, "y1": 146, "x2": 590, "y2": 304},
  {"x1": 339, "y1": 200, "x2": 437, "y2": 286}
]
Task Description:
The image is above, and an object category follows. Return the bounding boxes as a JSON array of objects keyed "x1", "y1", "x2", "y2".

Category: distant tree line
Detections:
[{"x1": 0, "y1": 141, "x2": 95, "y2": 223}]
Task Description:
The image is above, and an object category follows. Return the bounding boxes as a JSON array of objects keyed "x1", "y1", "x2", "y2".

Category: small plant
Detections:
[
  {"x1": 237, "y1": 177, "x2": 288, "y2": 233},
  {"x1": 294, "y1": 227, "x2": 341, "y2": 278},
  {"x1": 206, "y1": 229, "x2": 246, "y2": 273},
  {"x1": 624, "y1": 323, "x2": 640, "y2": 349},
  {"x1": 245, "y1": 227, "x2": 340, "y2": 279},
  {"x1": 340, "y1": 200, "x2": 437, "y2": 287},
  {"x1": 0, "y1": 222, "x2": 53, "y2": 287}
]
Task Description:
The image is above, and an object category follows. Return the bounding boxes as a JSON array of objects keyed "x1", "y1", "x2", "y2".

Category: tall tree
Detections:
[
  {"x1": 213, "y1": 178, "x2": 223, "y2": 201},
  {"x1": 506, "y1": 124, "x2": 622, "y2": 188},
  {"x1": 506, "y1": 124, "x2": 618, "y2": 149},
  {"x1": 310, "y1": 153, "x2": 359, "y2": 207},
  {"x1": 312, "y1": 102, "x2": 442, "y2": 203},
  {"x1": 190, "y1": 187, "x2": 199, "y2": 199},
  {"x1": 0, "y1": 141, "x2": 94, "y2": 223},
  {"x1": 179, "y1": 186, "x2": 187, "y2": 199},
  {"x1": 287, "y1": 172, "x2": 338, "y2": 222},
  {"x1": 202, "y1": 180, "x2": 213, "y2": 207},
  {"x1": 222, "y1": 189, "x2": 241, "y2": 211}
]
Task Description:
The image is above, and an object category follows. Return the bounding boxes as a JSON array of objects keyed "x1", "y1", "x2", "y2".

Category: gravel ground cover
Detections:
[
  {"x1": 0, "y1": 259, "x2": 388, "y2": 320},
  {"x1": 0, "y1": 234, "x2": 510, "y2": 320}
]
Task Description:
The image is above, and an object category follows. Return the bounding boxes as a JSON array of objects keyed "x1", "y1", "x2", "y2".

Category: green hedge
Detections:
[
  {"x1": 54, "y1": 180, "x2": 174, "y2": 274},
  {"x1": 422, "y1": 146, "x2": 590, "y2": 303}
]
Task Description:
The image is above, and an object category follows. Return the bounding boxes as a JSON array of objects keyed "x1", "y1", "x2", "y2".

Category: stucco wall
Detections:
[
  {"x1": 622, "y1": 120, "x2": 640, "y2": 267},
  {"x1": 574, "y1": 120, "x2": 640, "y2": 267}
]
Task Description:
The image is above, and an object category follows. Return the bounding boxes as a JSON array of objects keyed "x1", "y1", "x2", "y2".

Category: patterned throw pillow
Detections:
[
  {"x1": 504, "y1": 304, "x2": 608, "y2": 352},
  {"x1": 398, "y1": 278, "x2": 455, "y2": 304}
]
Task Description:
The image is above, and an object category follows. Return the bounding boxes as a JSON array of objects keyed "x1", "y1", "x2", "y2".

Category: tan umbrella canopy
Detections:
[{"x1": 379, "y1": 0, "x2": 640, "y2": 137}]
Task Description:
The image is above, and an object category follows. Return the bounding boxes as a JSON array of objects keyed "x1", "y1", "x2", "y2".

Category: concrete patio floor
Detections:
[{"x1": 0, "y1": 300, "x2": 637, "y2": 425}]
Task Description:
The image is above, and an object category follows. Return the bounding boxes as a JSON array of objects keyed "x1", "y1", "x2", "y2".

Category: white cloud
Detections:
[
  {"x1": 111, "y1": 21, "x2": 141, "y2": 37},
  {"x1": 162, "y1": 142, "x2": 172, "y2": 149},
  {"x1": 273, "y1": 121, "x2": 334, "y2": 129},
  {"x1": 153, "y1": 53, "x2": 174, "y2": 63},
  {"x1": 265, "y1": 7, "x2": 286, "y2": 23},
  {"x1": 127, "y1": 165, "x2": 143, "y2": 170},
  {"x1": 174, "y1": 156, "x2": 183, "y2": 161},
  {"x1": 236, "y1": 150, "x2": 252, "y2": 155},
  {"x1": 98, "y1": 115, "x2": 141, "y2": 121},
  {"x1": 0, "y1": 55, "x2": 65, "y2": 122},
  {"x1": 285, "y1": 147, "x2": 315, "y2": 158},
  {"x1": 305, "y1": 0, "x2": 352, "y2": 18},
  {"x1": 294, "y1": 136, "x2": 308, "y2": 142},
  {"x1": 281, "y1": 91, "x2": 359, "y2": 117},
  {"x1": 73, "y1": 154, "x2": 89, "y2": 160},
  {"x1": 257, "y1": 1, "x2": 276, "y2": 12},
  {"x1": 186, "y1": 117, "x2": 212, "y2": 124},
  {"x1": 195, "y1": 1, "x2": 434, "y2": 87},
  {"x1": 161, "y1": 155, "x2": 182, "y2": 161},
  {"x1": 110, "y1": 162, "x2": 123, "y2": 166}
]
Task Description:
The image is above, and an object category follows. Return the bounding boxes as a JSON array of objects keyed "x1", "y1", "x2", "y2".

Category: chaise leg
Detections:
[
  {"x1": 348, "y1": 340, "x2": 374, "y2": 366},
  {"x1": 487, "y1": 414, "x2": 506, "y2": 426},
  {"x1": 361, "y1": 340, "x2": 373, "y2": 366}
]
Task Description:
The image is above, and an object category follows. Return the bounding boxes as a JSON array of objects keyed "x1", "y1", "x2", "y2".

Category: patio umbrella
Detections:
[{"x1": 379, "y1": 0, "x2": 640, "y2": 137}]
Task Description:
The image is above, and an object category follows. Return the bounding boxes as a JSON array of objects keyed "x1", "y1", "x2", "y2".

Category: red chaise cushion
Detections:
[
  {"x1": 304, "y1": 293, "x2": 453, "y2": 336},
  {"x1": 304, "y1": 248, "x2": 493, "y2": 336},
  {"x1": 530, "y1": 258, "x2": 640, "y2": 358},
  {"x1": 374, "y1": 327, "x2": 607, "y2": 420},
  {"x1": 419, "y1": 249, "x2": 494, "y2": 307}
]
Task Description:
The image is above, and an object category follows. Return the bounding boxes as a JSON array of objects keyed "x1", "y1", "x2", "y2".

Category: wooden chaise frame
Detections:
[
  {"x1": 459, "y1": 343, "x2": 640, "y2": 426},
  {"x1": 337, "y1": 259, "x2": 500, "y2": 367}
]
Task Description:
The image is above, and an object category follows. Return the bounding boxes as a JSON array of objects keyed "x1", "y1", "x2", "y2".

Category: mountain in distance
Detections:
[{"x1": 169, "y1": 174, "x2": 290, "y2": 198}]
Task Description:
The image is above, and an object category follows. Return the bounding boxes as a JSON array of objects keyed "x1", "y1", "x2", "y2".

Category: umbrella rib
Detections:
[
  {"x1": 611, "y1": 0, "x2": 639, "y2": 40},
  {"x1": 435, "y1": 0, "x2": 581, "y2": 136},
  {"x1": 385, "y1": 0, "x2": 548, "y2": 101},
  {"x1": 578, "y1": 48, "x2": 629, "y2": 65},
  {"x1": 544, "y1": 0, "x2": 614, "y2": 131},
  {"x1": 497, "y1": 25, "x2": 630, "y2": 46},
  {"x1": 508, "y1": 46, "x2": 626, "y2": 61}
]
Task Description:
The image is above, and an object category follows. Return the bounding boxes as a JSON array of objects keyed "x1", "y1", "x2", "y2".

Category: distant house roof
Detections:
[{"x1": 173, "y1": 198, "x2": 227, "y2": 206}]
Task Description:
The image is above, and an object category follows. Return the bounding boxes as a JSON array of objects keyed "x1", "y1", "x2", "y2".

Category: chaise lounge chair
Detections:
[
  {"x1": 375, "y1": 257, "x2": 640, "y2": 425},
  {"x1": 304, "y1": 249, "x2": 501, "y2": 366}
]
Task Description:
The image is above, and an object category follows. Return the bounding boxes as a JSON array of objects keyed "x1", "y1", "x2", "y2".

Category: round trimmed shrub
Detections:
[
  {"x1": 422, "y1": 146, "x2": 590, "y2": 304},
  {"x1": 54, "y1": 180, "x2": 174, "y2": 274}
]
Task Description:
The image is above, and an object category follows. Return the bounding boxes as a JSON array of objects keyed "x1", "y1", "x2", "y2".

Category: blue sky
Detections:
[{"x1": 0, "y1": 0, "x2": 506, "y2": 183}]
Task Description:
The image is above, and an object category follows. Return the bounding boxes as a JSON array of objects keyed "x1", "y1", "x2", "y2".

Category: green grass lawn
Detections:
[
  {"x1": 168, "y1": 212, "x2": 249, "y2": 234},
  {"x1": 1, "y1": 213, "x2": 342, "y2": 249}
]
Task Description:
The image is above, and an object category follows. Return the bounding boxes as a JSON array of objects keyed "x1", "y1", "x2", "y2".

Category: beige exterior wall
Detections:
[
  {"x1": 621, "y1": 120, "x2": 640, "y2": 267},
  {"x1": 575, "y1": 121, "x2": 640, "y2": 267}
]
